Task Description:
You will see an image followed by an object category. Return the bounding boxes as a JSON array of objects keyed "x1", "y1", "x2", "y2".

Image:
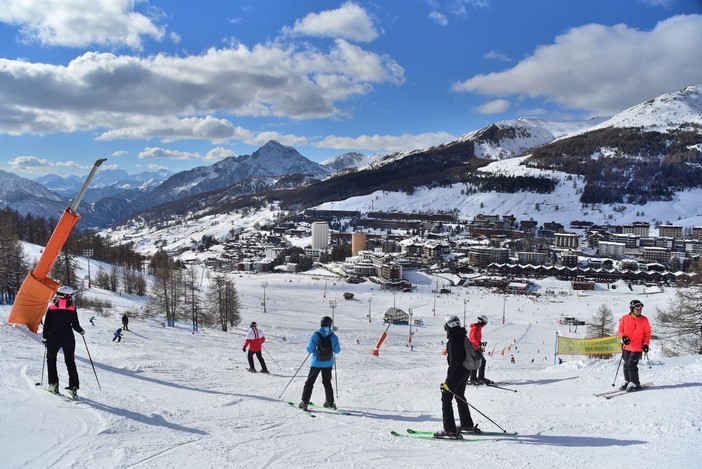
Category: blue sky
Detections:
[{"x1": 1, "y1": 0, "x2": 700, "y2": 177}]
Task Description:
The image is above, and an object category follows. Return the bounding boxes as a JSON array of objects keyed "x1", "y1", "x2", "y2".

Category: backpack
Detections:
[
  {"x1": 315, "y1": 332, "x2": 334, "y2": 361},
  {"x1": 463, "y1": 337, "x2": 483, "y2": 370}
]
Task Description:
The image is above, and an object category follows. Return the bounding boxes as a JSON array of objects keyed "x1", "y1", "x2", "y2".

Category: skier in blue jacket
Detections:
[{"x1": 299, "y1": 316, "x2": 341, "y2": 411}]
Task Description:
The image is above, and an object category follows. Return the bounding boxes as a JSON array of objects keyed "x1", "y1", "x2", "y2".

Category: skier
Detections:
[
  {"x1": 468, "y1": 314, "x2": 492, "y2": 385},
  {"x1": 242, "y1": 321, "x2": 268, "y2": 373},
  {"x1": 510, "y1": 355, "x2": 515, "y2": 364},
  {"x1": 618, "y1": 299, "x2": 651, "y2": 391},
  {"x1": 42, "y1": 286, "x2": 85, "y2": 397},
  {"x1": 298, "y1": 316, "x2": 340, "y2": 411},
  {"x1": 122, "y1": 314, "x2": 129, "y2": 331},
  {"x1": 89, "y1": 316, "x2": 95, "y2": 326},
  {"x1": 113, "y1": 327, "x2": 123, "y2": 343},
  {"x1": 437, "y1": 315, "x2": 479, "y2": 438}
]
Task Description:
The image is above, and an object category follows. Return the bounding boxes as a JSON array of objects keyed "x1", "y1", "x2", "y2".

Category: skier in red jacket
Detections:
[
  {"x1": 468, "y1": 315, "x2": 492, "y2": 385},
  {"x1": 243, "y1": 322, "x2": 268, "y2": 373},
  {"x1": 617, "y1": 299, "x2": 651, "y2": 391}
]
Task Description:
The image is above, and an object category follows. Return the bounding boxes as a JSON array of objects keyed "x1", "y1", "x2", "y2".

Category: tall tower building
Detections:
[
  {"x1": 311, "y1": 222, "x2": 330, "y2": 250},
  {"x1": 351, "y1": 232, "x2": 367, "y2": 256}
]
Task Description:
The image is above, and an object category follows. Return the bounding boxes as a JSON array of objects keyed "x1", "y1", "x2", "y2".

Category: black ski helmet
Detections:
[
  {"x1": 629, "y1": 299, "x2": 644, "y2": 309},
  {"x1": 250, "y1": 321, "x2": 257, "y2": 328},
  {"x1": 321, "y1": 316, "x2": 333, "y2": 327}
]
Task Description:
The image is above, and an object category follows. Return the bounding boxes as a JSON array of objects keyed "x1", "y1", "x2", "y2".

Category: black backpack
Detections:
[{"x1": 315, "y1": 332, "x2": 334, "y2": 361}]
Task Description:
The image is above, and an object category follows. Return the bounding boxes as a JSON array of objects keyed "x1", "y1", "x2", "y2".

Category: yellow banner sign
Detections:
[{"x1": 557, "y1": 335, "x2": 620, "y2": 355}]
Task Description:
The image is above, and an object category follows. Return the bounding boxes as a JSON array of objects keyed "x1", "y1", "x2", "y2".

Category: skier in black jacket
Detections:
[
  {"x1": 437, "y1": 315, "x2": 478, "y2": 437},
  {"x1": 42, "y1": 286, "x2": 85, "y2": 396}
]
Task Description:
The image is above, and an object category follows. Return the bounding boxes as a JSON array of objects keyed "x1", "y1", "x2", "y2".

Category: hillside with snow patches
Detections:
[{"x1": 1, "y1": 242, "x2": 701, "y2": 468}]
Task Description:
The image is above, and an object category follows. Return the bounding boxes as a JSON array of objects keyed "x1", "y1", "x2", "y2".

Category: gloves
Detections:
[
  {"x1": 643, "y1": 345, "x2": 649, "y2": 353},
  {"x1": 621, "y1": 336, "x2": 630, "y2": 345},
  {"x1": 80, "y1": 331, "x2": 85, "y2": 336},
  {"x1": 242, "y1": 346, "x2": 246, "y2": 352},
  {"x1": 481, "y1": 341, "x2": 487, "y2": 347}
]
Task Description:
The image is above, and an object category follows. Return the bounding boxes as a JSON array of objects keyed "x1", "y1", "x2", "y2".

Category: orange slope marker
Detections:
[{"x1": 8, "y1": 159, "x2": 106, "y2": 333}]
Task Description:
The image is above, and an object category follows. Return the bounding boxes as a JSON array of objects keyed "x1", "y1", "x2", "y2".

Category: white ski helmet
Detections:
[
  {"x1": 56, "y1": 286, "x2": 74, "y2": 298},
  {"x1": 477, "y1": 314, "x2": 488, "y2": 325},
  {"x1": 443, "y1": 315, "x2": 461, "y2": 331}
]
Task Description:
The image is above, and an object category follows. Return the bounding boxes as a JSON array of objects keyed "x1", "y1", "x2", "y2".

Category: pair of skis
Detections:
[
  {"x1": 288, "y1": 401, "x2": 351, "y2": 417},
  {"x1": 391, "y1": 428, "x2": 517, "y2": 441},
  {"x1": 42, "y1": 387, "x2": 79, "y2": 401},
  {"x1": 594, "y1": 382, "x2": 654, "y2": 399}
]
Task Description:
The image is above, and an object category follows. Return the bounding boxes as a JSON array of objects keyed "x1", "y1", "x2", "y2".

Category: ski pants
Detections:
[
  {"x1": 46, "y1": 338, "x2": 79, "y2": 389},
  {"x1": 622, "y1": 350, "x2": 642, "y2": 384},
  {"x1": 247, "y1": 350, "x2": 267, "y2": 371},
  {"x1": 441, "y1": 376, "x2": 473, "y2": 432},
  {"x1": 301, "y1": 366, "x2": 334, "y2": 405},
  {"x1": 469, "y1": 351, "x2": 487, "y2": 381}
]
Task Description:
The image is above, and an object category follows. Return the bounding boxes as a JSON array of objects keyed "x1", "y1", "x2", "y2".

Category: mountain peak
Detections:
[{"x1": 592, "y1": 84, "x2": 702, "y2": 132}]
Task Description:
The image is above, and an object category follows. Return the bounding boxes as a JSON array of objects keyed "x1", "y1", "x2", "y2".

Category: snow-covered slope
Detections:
[
  {"x1": 1, "y1": 248, "x2": 699, "y2": 468},
  {"x1": 589, "y1": 84, "x2": 702, "y2": 132}
]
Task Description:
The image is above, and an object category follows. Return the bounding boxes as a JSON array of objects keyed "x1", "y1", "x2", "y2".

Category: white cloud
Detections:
[
  {"x1": 138, "y1": 147, "x2": 201, "y2": 160},
  {"x1": 452, "y1": 15, "x2": 702, "y2": 115},
  {"x1": 429, "y1": 11, "x2": 448, "y2": 26},
  {"x1": 316, "y1": 131, "x2": 455, "y2": 152},
  {"x1": 8, "y1": 155, "x2": 85, "y2": 171},
  {"x1": 283, "y1": 1, "x2": 380, "y2": 43},
  {"x1": 0, "y1": 0, "x2": 164, "y2": 49},
  {"x1": 484, "y1": 50, "x2": 511, "y2": 62},
  {"x1": 0, "y1": 40, "x2": 403, "y2": 138},
  {"x1": 204, "y1": 147, "x2": 236, "y2": 161},
  {"x1": 474, "y1": 99, "x2": 510, "y2": 114}
]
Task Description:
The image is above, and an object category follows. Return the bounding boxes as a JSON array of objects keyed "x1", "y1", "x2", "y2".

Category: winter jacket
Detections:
[
  {"x1": 618, "y1": 312, "x2": 651, "y2": 352},
  {"x1": 306, "y1": 325, "x2": 340, "y2": 368},
  {"x1": 243, "y1": 327, "x2": 266, "y2": 352},
  {"x1": 114, "y1": 328, "x2": 123, "y2": 337},
  {"x1": 444, "y1": 326, "x2": 470, "y2": 387},
  {"x1": 42, "y1": 298, "x2": 84, "y2": 342},
  {"x1": 468, "y1": 323, "x2": 483, "y2": 350}
]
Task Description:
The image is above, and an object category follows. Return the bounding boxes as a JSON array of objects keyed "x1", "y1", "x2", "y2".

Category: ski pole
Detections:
[
  {"x1": 645, "y1": 351, "x2": 651, "y2": 369},
  {"x1": 82, "y1": 334, "x2": 102, "y2": 390},
  {"x1": 441, "y1": 383, "x2": 508, "y2": 433},
  {"x1": 262, "y1": 345, "x2": 281, "y2": 369},
  {"x1": 485, "y1": 383, "x2": 517, "y2": 393},
  {"x1": 611, "y1": 347, "x2": 624, "y2": 387},
  {"x1": 278, "y1": 353, "x2": 310, "y2": 398},
  {"x1": 35, "y1": 346, "x2": 47, "y2": 386}
]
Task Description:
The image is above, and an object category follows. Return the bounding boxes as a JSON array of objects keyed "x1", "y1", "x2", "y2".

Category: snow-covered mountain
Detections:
[
  {"x1": 0, "y1": 170, "x2": 68, "y2": 220},
  {"x1": 35, "y1": 169, "x2": 174, "y2": 202},
  {"x1": 590, "y1": 84, "x2": 702, "y2": 133},
  {"x1": 321, "y1": 152, "x2": 379, "y2": 172},
  {"x1": 135, "y1": 140, "x2": 330, "y2": 208}
]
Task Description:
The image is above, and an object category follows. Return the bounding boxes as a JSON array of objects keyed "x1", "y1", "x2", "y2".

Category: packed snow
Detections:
[{"x1": 2, "y1": 247, "x2": 701, "y2": 468}]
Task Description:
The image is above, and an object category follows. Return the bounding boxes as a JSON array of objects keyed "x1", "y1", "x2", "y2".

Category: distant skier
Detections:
[
  {"x1": 436, "y1": 315, "x2": 479, "y2": 438},
  {"x1": 468, "y1": 315, "x2": 492, "y2": 385},
  {"x1": 42, "y1": 286, "x2": 85, "y2": 397},
  {"x1": 122, "y1": 314, "x2": 129, "y2": 331},
  {"x1": 113, "y1": 328, "x2": 123, "y2": 343},
  {"x1": 242, "y1": 322, "x2": 268, "y2": 373},
  {"x1": 617, "y1": 299, "x2": 651, "y2": 391},
  {"x1": 89, "y1": 316, "x2": 95, "y2": 326},
  {"x1": 510, "y1": 355, "x2": 515, "y2": 364},
  {"x1": 298, "y1": 316, "x2": 340, "y2": 411}
]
